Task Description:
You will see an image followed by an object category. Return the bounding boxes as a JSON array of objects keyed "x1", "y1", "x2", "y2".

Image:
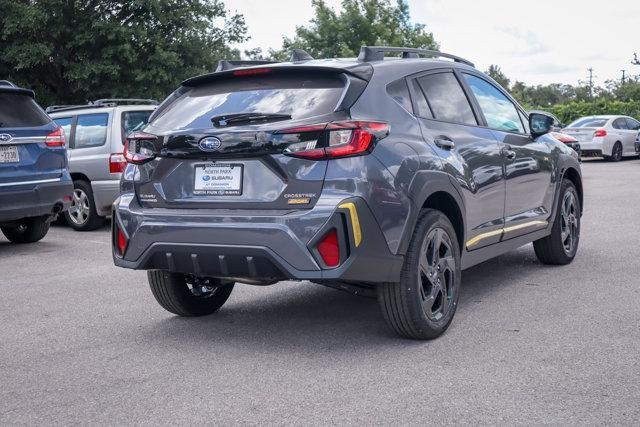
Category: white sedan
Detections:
[{"x1": 562, "y1": 115, "x2": 640, "y2": 161}]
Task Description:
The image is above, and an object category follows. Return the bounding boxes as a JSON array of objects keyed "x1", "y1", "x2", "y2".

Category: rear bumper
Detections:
[
  {"x1": 0, "y1": 175, "x2": 73, "y2": 223},
  {"x1": 91, "y1": 179, "x2": 120, "y2": 216},
  {"x1": 112, "y1": 194, "x2": 403, "y2": 283}
]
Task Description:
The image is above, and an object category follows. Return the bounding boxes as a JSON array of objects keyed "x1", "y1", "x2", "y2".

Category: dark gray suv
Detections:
[{"x1": 112, "y1": 47, "x2": 583, "y2": 339}]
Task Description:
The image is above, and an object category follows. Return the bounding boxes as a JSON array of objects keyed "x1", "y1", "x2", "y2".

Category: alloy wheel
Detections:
[
  {"x1": 418, "y1": 228, "x2": 456, "y2": 321},
  {"x1": 69, "y1": 188, "x2": 90, "y2": 225},
  {"x1": 560, "y1": 191, "x2": 579, "y2": 255}
]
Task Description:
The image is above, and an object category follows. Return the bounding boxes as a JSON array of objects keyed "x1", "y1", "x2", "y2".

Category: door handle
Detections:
[
  {"x1": 434, "y1": 136, "x2": 455, "y2": 150},
  {"x1": 501, "y1": 145, "x2": 516, "y2": 160}
]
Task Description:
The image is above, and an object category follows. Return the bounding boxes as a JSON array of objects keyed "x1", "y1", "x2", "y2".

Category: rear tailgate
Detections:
[
  {"x1": 133, "y1": 68, "x2": 369, "y2": 210},
  {"x1": 0, "y1": 90, "x2": 65, "y2": 188}
]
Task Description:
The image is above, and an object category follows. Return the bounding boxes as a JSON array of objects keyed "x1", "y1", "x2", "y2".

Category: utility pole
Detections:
[
  {"x1": 587, "y1": 67, "x2": 594, "y2": 100},
  {"x1": 621, "y1": 70, "x2": 626, "y2": 84}
]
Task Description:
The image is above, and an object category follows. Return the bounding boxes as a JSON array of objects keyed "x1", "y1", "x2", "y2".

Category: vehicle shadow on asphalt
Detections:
[{"x1": 142, "y1": 246, "x2": 546, "y2": 349}]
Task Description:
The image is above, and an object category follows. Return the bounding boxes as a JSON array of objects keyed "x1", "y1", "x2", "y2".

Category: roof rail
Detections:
[
  {"x1": 92, "y1": 98, "x2": 158, "y2": 106},
  {"x1": 357, "y1": 46, "x2": 474, "y2": 67},
  {"x1": 215, "y1": 60, "x2": 277, "y2": 72},
  {"x1": 0, "y1": 80, "x2": 16, "y2": 87},
  {"x1": 45, "y1": 99, "x2": 159, "y2": 114},
  {"x1": 290, "y1": 49, "x2": 314, "y2": 62}
]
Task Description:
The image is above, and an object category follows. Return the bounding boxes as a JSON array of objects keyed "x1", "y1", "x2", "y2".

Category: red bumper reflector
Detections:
[
  {"x1": 317, "y1": 229, "x2": 340, "y2": 267},
  {"x1": 117, "y1": 228, "x2": 127, "y2": 256}
]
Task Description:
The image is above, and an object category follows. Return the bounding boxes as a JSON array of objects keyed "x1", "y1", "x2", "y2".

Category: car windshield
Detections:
[
  {"x1": 147, "y1": 74, "x2": 345, "y2": 132},
  {"x1": 567, "y1": 118, "x2": 608, "y2": 128}
]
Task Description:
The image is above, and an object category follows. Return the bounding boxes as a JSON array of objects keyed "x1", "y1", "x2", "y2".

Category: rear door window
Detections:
[
  {"x1": 410, "y1": 79, "x2": 433, "y2": 119},
  {"x1": 612, "y1": 118, "x2": 628, "y2": 130},
  {"x1": 463, "y1": 74, "x2": 525, "y2": 133},
  {"x1": 122, "y1": 110, "x2": 152, "y2": 141},
  {"x1": 74, "y1": 113, "x2": 108, "y2": 148},
  {"x1": 0, "y1": 93, "x2": 50, "y2": 128},
  {"x1": 148, "y1": 74, "x2": 345, "y2": 132},
  {"x1": 415, "y1": 72, "x2": 476, "y2": 125}
]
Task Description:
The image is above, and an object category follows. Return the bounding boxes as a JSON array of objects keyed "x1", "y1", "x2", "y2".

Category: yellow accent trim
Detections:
[
  {"x1": 338, "y1": 202, "x2": 362, "y2": 247},
  {"x1": 466, "y1": 220, "x2": 548, "y2": 249},
  {"x1": 287, "y1": 198, "x2": 311, "y2": 205}
]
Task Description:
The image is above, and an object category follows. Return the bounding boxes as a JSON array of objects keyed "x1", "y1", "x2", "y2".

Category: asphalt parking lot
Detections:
[{"x1": 1, "y1": 158, "x2": 639, "y2": 424}]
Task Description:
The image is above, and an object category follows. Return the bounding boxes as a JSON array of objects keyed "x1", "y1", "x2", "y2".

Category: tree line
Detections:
[{"x1": 1, "y1": 0, "x2": 638, "y2": 122}]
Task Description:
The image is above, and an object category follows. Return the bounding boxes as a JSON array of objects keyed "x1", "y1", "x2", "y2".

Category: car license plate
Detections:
[
  {"x1": 194, "y1": 163, "x2": 243, "y2": 195},
  {"x1": 0, "y1": 146, "x2": 19, "y2": 163}
]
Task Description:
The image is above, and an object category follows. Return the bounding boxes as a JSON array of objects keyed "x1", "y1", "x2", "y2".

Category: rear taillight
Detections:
[
  {"x1": 594, "y1": 129, "x2": 607, "y2": 137},
  {"x1": 550, "y1": 132, "x2": 578, "y2": 143},
  {"x1": 124, "y1": 131, "x2": 157, "y2": 164},
  {"x1": 277, "y1": 121, "x2": 389, "y2": 160},
  {"x1": 317, "y1": 229, "x2": 340, "y2": 267},
  {"x1": 45, "y1": 125, "x2": 65, "y2": 147},
  {"x1": 109, "y1": 153, "x2": 126, "y2": 173}
]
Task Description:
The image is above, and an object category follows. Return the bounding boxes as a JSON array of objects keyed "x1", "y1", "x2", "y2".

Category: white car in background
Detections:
[{"x1": 562, "y1": 115, "x2": 640, "y2": 161}]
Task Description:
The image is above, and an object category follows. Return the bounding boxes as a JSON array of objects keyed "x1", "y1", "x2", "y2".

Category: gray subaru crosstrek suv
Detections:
[{"x1": 112, "y1": 47, "x2": 583, "y2": 339}]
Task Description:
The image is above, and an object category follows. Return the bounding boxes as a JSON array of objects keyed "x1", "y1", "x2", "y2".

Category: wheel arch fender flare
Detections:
[{"x1": 398, "y1": 171, "x2": 467, "y2": 255}]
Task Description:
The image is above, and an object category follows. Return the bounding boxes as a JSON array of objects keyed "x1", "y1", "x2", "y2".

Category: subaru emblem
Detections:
[
  {"x1": 0, "y1": 134, "x2": 12, "y2": 143},
  {"x1": 199, "y1": 137, "x2": 222, "y2": 152}
]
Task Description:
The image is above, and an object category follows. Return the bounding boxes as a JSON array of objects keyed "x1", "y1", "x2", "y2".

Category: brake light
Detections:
[
  {"x1": 317, "y1": 229, "x2": 340, "y2": 267},
  {"x1": 109, "y1": 153, "x2": 127, "y2": 173},
  {"x1": 594, "y1": 129, "x2": 607, "y2": 137},
  {"x1": 45, "y1": 125, "x2": 65, "y2": 147},
  {"x1": 124, "y1": 131, "x2": 157, "y2": 164},
  {"x1": 278, "y1": 121, "x2": 389, "y2": 160},
  {"x1": 233, "y1": 68, "x2": 272, "y2": 76}
]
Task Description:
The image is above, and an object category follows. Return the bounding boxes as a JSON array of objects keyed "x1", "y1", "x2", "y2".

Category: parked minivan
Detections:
[
  {"x1": 0, "y1": 81, "x2": 72, "y2": 243},
  {"x1": 48, "y1": 100, "x2": 156, "y2": 230}
]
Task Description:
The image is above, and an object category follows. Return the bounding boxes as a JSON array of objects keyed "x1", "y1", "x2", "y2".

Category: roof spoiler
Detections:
[
  {"x1": 215, "y1": 49, "x2": 314, "y2": 72},
  {"x1": 0, "y1": 80, "x2": 35, "y2": 97},
  {"x1": 357, "y1": 46, "x2": 474, "y2": 67}
]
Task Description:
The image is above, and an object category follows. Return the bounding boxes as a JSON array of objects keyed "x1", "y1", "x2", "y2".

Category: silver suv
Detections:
[{"x1": 48, "y1": 100, "x2": 156, "y2": 230}]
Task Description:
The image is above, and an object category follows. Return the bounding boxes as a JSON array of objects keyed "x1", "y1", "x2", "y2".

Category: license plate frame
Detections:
[
  {"x1": 0, "y1": 146, "x2": 19, "y2": 163},
  {"x1": 193, "y1": 163, "x2": 243, "y2": 196}
]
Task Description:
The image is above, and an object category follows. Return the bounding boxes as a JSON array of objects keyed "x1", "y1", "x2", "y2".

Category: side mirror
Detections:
[{"x1": 529, "y1": 112, "x2": 555, "y2": 138}]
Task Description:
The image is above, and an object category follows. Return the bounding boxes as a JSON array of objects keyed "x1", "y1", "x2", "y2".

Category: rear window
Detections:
[
  {"x1": 568, "y1": 118, "x2": 608, "y2": 128},
  {"x1": 0, "y1": 93, "x2": 50, "y2": 128},
  {"x1": 148, "y1": 74, "x2": 345, "y2": 132}
]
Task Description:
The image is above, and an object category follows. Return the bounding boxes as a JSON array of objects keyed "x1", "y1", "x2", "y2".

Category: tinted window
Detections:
[
  {"x1": 0, "y1": 93, "x2": 50, "y2": 128},
  {"x1": 464, "y1": 74, "x2": 524, "y2": 133},
  {"x1": 53, "y1": 117, "x2": 73, "y2": 141},
  {"x1": 148, "y1": 74, "x2": 345, "y2": 132},
  {"x1": 386, "y1": 79, "x2": 412, "y2": 112},
  {"x1": 626, "y1": 117, "x2": 640, "y2": 130},
  {"x1": 74, "y1": 113, "x2": 108, "y2": 148},
  {"x1": 410, "y1": 79, "x2": 432, "y2": 118},
  {"x1": 612, "y1": 118, "x2": 628, "y2": 130},
  {"x1": 567, "y1": 118, "x2": 608, "y2": 128},
  {"x1": 122, "y1": 110, "x2": 152, "y2": 140},
  {"x1": 416, "y1": 73, "x2": 476, "y2": 125}
]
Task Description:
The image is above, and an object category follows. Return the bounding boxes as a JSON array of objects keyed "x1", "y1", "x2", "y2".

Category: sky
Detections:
[{"x1": 227, "y1": 0, "x2": 640, "y2": 87}]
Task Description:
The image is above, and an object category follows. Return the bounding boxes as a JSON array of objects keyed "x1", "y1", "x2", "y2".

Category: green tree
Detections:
[
  {"x1": 0, "y1": 0, "x2": 248, "y2": 106},
  {"x1": 266, "y1": 0, "x2": 438, "y2": 61},
  {"x1": 486, "y1": 65, "x2": 510, "y2": 90}
]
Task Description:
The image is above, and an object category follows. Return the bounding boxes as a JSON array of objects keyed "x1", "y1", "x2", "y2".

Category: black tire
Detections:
[
  {"x1": 533, "y1": 179, "x2": 580, "y2": 265},
  {"x1": 607, "y1": 142, "x2": 623, "y2": 162},
  {"x1": 147, "y1": 271, "x2": 234, "y2": 317},
  {"x1": 64, "y1": 180, "x2": 105, "y2": 231},
  {"x1": 378, "y1": 209, "x2": 461, "y2": 340},
  {"x1": 1, "y1": 217, "x2": 50, "y2": 243}
]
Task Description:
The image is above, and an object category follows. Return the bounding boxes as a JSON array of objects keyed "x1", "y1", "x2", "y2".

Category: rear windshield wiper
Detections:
[{"x1": 211, "y1": 112, "x2": 291, "y2": 128}]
